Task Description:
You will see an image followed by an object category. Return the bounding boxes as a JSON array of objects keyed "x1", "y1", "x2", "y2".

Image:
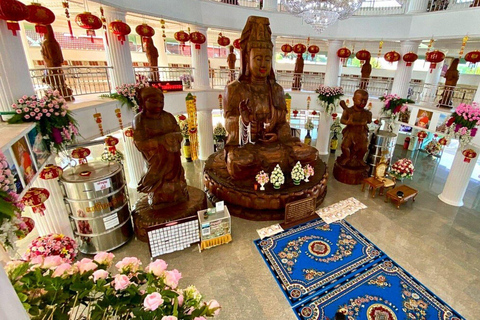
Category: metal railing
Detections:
[
  {"x1": 408, "y1": 82, "x2": 476, "y2": 108},
  {"x1": 133, "y1": 66, "x2": 194, "y2": 84},
  {"x1": 29, "y1": 66, "x2": 112, "y2": 99},
  {"x1": 277, "y1": 72, "x2": 325, "y2": 91},
  {"x1": 210, "y1": 68, "x2": 239, "y2": 89},
  {"x1": 355, "y1": 0, "x2": 408, "y2": 15},
  {"x1": 207, "y1": 0, "x2": 262, "y2": 8},
  {"x1": 340, "y1": 75, "x2": 393, "y2": 97},
  {"x1": 427, "y1": 0, "x2": 475, "y2": 12}
]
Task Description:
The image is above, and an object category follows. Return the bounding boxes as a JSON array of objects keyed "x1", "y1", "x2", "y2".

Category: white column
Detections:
[
  {"x1": 473, "y1": 81, "x2": 480, "y2": 102},
  {"x1": 153, "y1": 30, "x2": 168, "y2": 67},
  {"x1": 0, "y1": 20, "x2": 35, "y2": 112},
  {"x1": 391, "y1": 40, "x2": 420, "y2": 98},
  {"x1": 316, "y1": 112, "x2": 332, "y2": 155},
  {"x1": 191, "y1": 26, "x2": 210, "y2": 90},
  {"x1": 324, "y1": 40, "x2": 343, "y2": 87},
  {"x1": 122, "y1": 128, "x2": 146, "y2": 189},
  {"x1": 420, "y1": 60, "x2": 444, "y2": 105},
  {"x1": 0, "y1": 267, "x2": 29, "y2": 320},
  {"x1": 103, "y1": 7, "x2": 135, "y2": 89},
  {"x1": 262, "y1": 0, "x2": 278, "y2": 11},
  {"x1": 407, "y1": 0, "x2": 430, "y2": 13},
  {"x1": 197, "y1": 110, "x2": 214, "y2": 160}
]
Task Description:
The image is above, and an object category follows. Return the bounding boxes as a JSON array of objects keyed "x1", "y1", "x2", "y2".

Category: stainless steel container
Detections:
[
  {"x1": 366, "y1": 130, "x2": 397, "y2": 176},
  {"x1": 60, "y1": 162, "x2": 133, "y2": 254}
]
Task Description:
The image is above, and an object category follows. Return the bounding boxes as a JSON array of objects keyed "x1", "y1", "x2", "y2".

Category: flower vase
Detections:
[
  {"x1": 304, "y1": 130, "x2": 312, "y2": 146},
  {"x1": 274, "y1": 183, "x2": 281, "y2": 189},
  {"x1": 293, "y1": 179, "x2": 301, "y2": 186},
  {"x1": 304, "y1": 175, "x2": 310, "y2": 182},
  {"x1": 260, "y1": 183, "x2": 265, "y2": 191}
]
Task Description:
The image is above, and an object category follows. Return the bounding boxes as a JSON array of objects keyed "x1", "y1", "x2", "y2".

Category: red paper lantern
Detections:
[
  {"x1": 233, "y1": 38, "x2": 241, "y2": 49},
  {"x1": 464, "y1": 50, "x2": 480, "y2": 66},
  {"x1": 0, "y1": 0, "x2": 28, "y2": 36},
  {"x1": 105, "y1": 135, "x2": 119, "y2": 153},
  {"x1": 337, "y1": 47, "x2": 351, "y2": 64},
  {"x1": 403, "y1": 52, "x2": 418, "y2": 67},
  {"x1": 190, "y1": 31, "x2": 206, "y2": 50},
  {"x1": 417, "y1": 131, "x2": 428, "y2": 139},
  {"x1": 293, "y1": 109, "x2": 299, "y2": 117},
  {"x1": 75, "y1": 12, "x2": 102, "y2": 43},
  {"x1": 109, "y1": 20, "x2": 131, "y2": 44},
  {"x1": 384, "y1": 51, "x2": 401, "y2": 63},
  {"x1": 426, "y1": 50, "x2": 445, "y2": 73},
  {"x1": 293, "y1": 43, "x2": 306, "y2": 57},
  {"x1": 72, "y1": 147, "x2": 91, "y2": 165},
  {"x1": 26, "y1": 3, "x2": 55, "y2": 35},
  {"x1": 124, "y1": 127, "x2": 134, "y2": 137},
  {"x1": 462, "y1": 149, "x2": 477, "y2": 163},
  {"x1": 22, "y1": 188, "x2": 50, "y2": 216},
  {"x1": 439, "y1": 137, "x2": 447, "y2": 146},
  {"x1": 312, "y1": 110, "x2": 317, "y2": 116},
  {"x1": 217, "y1": 34, "x2": 230, "y2": 47},
  {"x1": 39, "y1": 164, "x2": 63, "y2": 180},
  {"x1": 308, "y1": 45, "x2": 320, "y2": 59},
  {"x1": 281, "y1": 44, "x2": 293, "y2": 56},
  {"x1": 135, "y1": 23, "x2": 155, "y2": 43},
  {"x1": 332, "y1": 112, "x2": 338, "y2": 119},
  {"x1": 355, "y1": 50, "x2": 371, "y2": 61},
  {"x1": 174, "y1": 30, "x2": 189, "y2": 44}
]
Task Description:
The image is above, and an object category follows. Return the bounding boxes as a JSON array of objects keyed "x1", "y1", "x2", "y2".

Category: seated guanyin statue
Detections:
[{"x1": 223, "y1": 16, "x2": 318, "y2": 180}]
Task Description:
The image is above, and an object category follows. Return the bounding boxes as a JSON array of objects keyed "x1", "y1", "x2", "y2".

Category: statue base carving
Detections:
[
  {"x1": 333, "y1": 161, "x2": 368, "y2": 185},
  {"x1": 204, "y1": 151, "x2": 328, "y2": 220},
  {"x1": 132, "y1": 186, "x2": 207, "y2": 242}
]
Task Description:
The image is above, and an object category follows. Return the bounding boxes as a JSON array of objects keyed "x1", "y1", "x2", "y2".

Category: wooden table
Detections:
[
  {"x1": 361, "y1": 177, "x2": 385, "y2": 198},
  {"x1": 385, "y1": 185, "x2": 418, "y2": 209}
]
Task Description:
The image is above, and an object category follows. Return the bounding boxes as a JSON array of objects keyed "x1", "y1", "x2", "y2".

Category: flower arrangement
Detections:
[
  {"x1": 255, "y1": 170, "x2": 269, "y2": 191},
  {"x1": 101, "y1": 147, "x2": 124, "y2": 163},
  {"x1": 330, "y1": 117, "x2": 342, "y2": 134},
  {"x1": 9, "y1": 90, "x2": 78, "y2": 153},
  {"x1": 291, "y1": 161, "x2": 305, "y2": 185},
  {"x1": 316, "y1": 85, "x2": 344, "y2": 115},
  {"x1": 177, "y1": 114, "x2": 190, "y2": 138},
  {"x1": 102, "y1": 78, "x2": 149, "y2": 113},
  {"x1": 425, "y1": 139, "x2": 442, "y2": 156},
  {"x1": 444, "y1": 102, "x2": 480, "y2": 149},
  {"x1": 305, "y1": 118, "x2": 315, "y2": 131},
  {"x1": 213, "y1": 123, "x2": 227, "y2": 141},
  {"x1": 180, "y1": 74, "x2": 194, "y2": 83},
  {"x1": 270, "y1": 164, "x2": 285, "y2": 189},
  {"x1": 6, "y1": 252, "x2": 220, "y2": 320},
  {"x1": 379, "y1": 94, "x2": 414, "y2": 117},
  {"x1": 303, "y1": 164, "x2": 314, "y2": 182},
  {"x1": 390, "y1": 158, "x2": 414, "y2": 180},
  {"x1": 24, "y1": 233, "x2": 78, "y2": 263}
]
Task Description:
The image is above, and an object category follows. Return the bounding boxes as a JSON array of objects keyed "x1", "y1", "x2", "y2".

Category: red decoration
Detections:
[
  {"x1": 337, "y1": 47, "x2": 351, "y2": 64},
  {"x1": 62, "y1": 0, "x2": 73, "y2": 37},
  {"x1": 332, "y1": 112, "x2": 338, "y2": 119},
  {"x1": 233, "y1": 38, "x2": 241, "y2": 49},
  {"x1": 403, "y1": 52, "x2": 418, "y2": 67},
  {"x1": 124, "y1": 127, "x2": 134, "y2": 137},
  {"x1": 308, "y1": 45, "x2": 320, "y2": 59},
  {"x1": 39, "y1": 164, "x2": 63, "y2": 180},
  {"x1": 99, "y1": 6, "x2": 108, "y2": 46},
  {"x1": 93, "y1": 112, "x2": 103, "y2": 136},
  {"x1": 72, "y1": 147, "x2": 91, "y2": 165},
  {"x1": 384, "y1": 51, "x2": 400, "y2": 63},
  {"x1": 355, "y1": 50, "x2": 371, "y2": 62},
  {"x1": 439, "y1": 137, "x2": 447, "y2": 146},
  {"x1": 374, "y1": 119, "x2": 380, "y2": 125},
  {"x1": 22, "y1": 188, "x2": 50, "y2": 216},
  {"x1": 20, "y1": 217, "x2": 35, "y2": 238},
  {"x1": 293, "y1": 43, "x2": 306, "y2": 57},
  {"x1": 26, "y1": 3, "x2": 55, "y2": 35},
  {"x1": 217, "y1": 34, "x2": 230, "y2": 47},
  {"x1": 426, "y1": 50, "x2": 445, "y2": 73},
  {"x1": 0, "y1": 0, "x2": 28, "y2": 36},
  {"x1": 75, "y1": 12, "x2": 102, "y2": 43},
  {"x1": 293, "y1": 109, "x2": 299, "y2": 117},
  {"x1": 109, "y1": 20, "x2": 131, "y2": 44},
  {"x1": 281, "y1": 44, "x2": 293, "y2": 56},
  {"x1": 105, "y1": 135, "x2": 119, "y2": 154},
  {"x1": 312, "y1": 110, "x2": 317, "y2": 116},
  {"x1": 465, "y1": 50, "x2": 480, "y2": 66},
  {"x1": 417, "y1": 131, "x2": 428, "y2": 139},
  {"x1": 174, "y1": 30, "x2": 190, "y2": 52},
  {"x1": 190, "y1": 31, "x2": 206, "y2": 50},
  {"x1": 462, "y1": 149, "x2": 477, "y2": 163},
  {"x1": 136, "y1": 23, "x2": 155, "y2": 44}
]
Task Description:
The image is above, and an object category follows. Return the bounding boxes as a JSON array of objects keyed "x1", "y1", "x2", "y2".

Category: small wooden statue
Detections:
[
  {"x1": 227, "y1": 45, "x2": 236, "y2": 82},
  {"x1": 292, "y1": 53, "x2": 304, "y2": 90},
  {"x1": 144, "y1": 37, "x2": 159, "y2": 81},
  {"x1": 359, "y1": 57, "x2": 372, "y2": 90},
  {"x1": 438, "y1": 58, "x2": 459, "y2": 107}
]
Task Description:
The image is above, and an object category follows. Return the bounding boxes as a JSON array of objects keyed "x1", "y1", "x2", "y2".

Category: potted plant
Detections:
[
  {"x1": 303, "y1": 164, "x2": 314, "y2": 182},
  {"x1": 444, "y1": 102, "x2": 480, "y2": 149},
  {"x1": 101, "y1": 78, "x2": 149, "y2": 113},
  {"x1": 291, "y1": 161, "x2": 305, "y2": 185},
  {"x1": 390, "y1": 158, "x2": 414, "y2": 180},
  {"x1": 316, "y1": 85, "x2": 344, "y2": 115},
  {"x1": 270, "y1": 164, "x2": 285, "y2": 189}
]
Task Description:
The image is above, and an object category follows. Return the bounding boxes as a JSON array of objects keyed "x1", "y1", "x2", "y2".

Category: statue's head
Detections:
[
  {"x1": 229, "y1": 45, "x2": 234, "y2": 53},
  {"x1": 353, "y1": 89, "x2": 369, "y2": 109},
  {"x1": 137, "y1": 87, "x2": 164, "y2": 115},
  {"x1": 238, "y1": 16, "x2": 275, "y2": 82}
]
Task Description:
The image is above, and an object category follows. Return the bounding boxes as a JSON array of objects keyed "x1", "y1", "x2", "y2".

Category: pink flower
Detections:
[
  {"x1": 18, "y1": 99, "x2": 24, "y2": 103},
  {"x1": 92, "y1": 269, "x2": 109, "y2": 282},
  {"x1": 193, "y1": 317, "x2": 207, "y2": 320},
  {"x1": 146, "y1": 259, "x2": 168, "y2": 276},
  {"x1": 42, "y1": 255, "x2": 64, "y2": 269},
  {"x1": 94, "y1": 252, "x2": 115, "y2": 266},
  {"x1": 24, "y1": 115, "x2": 30, "y2": 119},
  {"x1": 115, "y1": 257, "x2": 142, "y2": 273},
  {"x1": 161, "y1": 317, "x2": 177, "y2": 320},
  {"x1": 52, "y1": 263, "x2": 73, "y2": 277},
  {"x1": 143, "y1": 292, "x2": 164, "y2": 311},
  {"x1": 46, "y1": 113, "x2": 51, "y2": 117},
  {"x1": 164, "y1": 269, "x2": 182, "y2": 289},
  {"x1": 207, "y1": 299, "x2": 221, "y2": 316},
  {"x1": 75, "y1": 258, "x2": 98, "y2": 274},
  {"x1": 29, "y1": 255, "x2": 44, "y2": 265},
  {"x1": 113, "y1": 274, "x2": 131, "y2": 291},
  {"x1": 16, "y1": 109, "x2": 22, "y2": 114}
]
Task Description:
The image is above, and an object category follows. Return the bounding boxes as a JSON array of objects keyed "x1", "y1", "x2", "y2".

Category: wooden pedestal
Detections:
[{"x1": 333, "y1": 162, "x2": 368, "y2": 185}]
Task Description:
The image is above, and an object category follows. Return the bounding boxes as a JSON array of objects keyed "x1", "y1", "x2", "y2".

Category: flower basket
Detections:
[
  {"x1": 379, "y1": 94, "x2": 414, "y2": 118},
  {"x1": 24, "y1": 233, "x2": 78, "y2": 263},
  {"x1": 390, "y1": 158, "x2": 414, "y2": 180},
  {"x1": 330, "y1": 118, "x2": 342, "y2": 134},
  {"x1": 316, "y1": 85, "x2": 343, "y2": 115},
  {"x1": 304, "y1": 119, "x2": 315, "y2": 131},
  {"x1": 101, "y1": 78, "x2": 149, "y2": 113},
  {"x1": 444, "y1": 102, "x2": 480, "y2": 149},
  {"x1": 180, "y1": 74, "x2": 194, "y2": 89}
]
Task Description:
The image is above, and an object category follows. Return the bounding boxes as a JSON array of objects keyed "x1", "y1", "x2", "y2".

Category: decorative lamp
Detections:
[
  {"x1": 22, "y1": 188, "x2": 50, "y2": 216},
  {"x1": 439, "y1": 137, "x2": 447, "y2": 146},
  {"x1": 417, "y1": 131, "x2": 428, "y2": 146},
  {"x1": 71, "y1": 147, "x2": 91, "y2": 165},
  {"x1": 384, "y1": 51, "x2": 400, "y2": 63},
  {"x1": 135, "y1": 23, "x2": 155, "y2": 43},
  {"x1": 281, "y1": 44, "x2": 293, "y2": 57},
  {"x1": 26, "y1": 3, "x2": 55, "y2": 35},
  {"x1": 75, "y1": 12, "x2": 102, "y2": 43},
  {"x1": 293, "y1": 43, "x2": 306, "y2": 57},
  {"x1": 337, "y1": 47, "x2": 351, "y2": 64},
  {"x1": 233, "y1": 38, "x2": 241, "y2": 49},
  {"x1": 174, "y1": 30, "x2": 189, "y2": 53},
  {"x1": 425, "y1": 50, "x2": 445, "y2": 73},
  {"x1": 462, "y1": 149, "x2": 477, "y2": 163},
  {"x1": 39, "y1": 164, "x2": 63, "y2": 180},
  {"x1": 190, "y1": 31, "x2": 206, "y2": 50},
  {"x1": 465, "y1": 51, "x2": 480, "y2": 66},
  {"x1": 217, "y1": 33, "x2": 230, "y2": 47},
  {"x1": 105, "y1": 135, "x2": 119, "y2": 154},
  {"x1": 109, "y1": 20, "x2": 131, "y2": 44},
  {"x1": 355, "y1": 49, "x2": 371, "y2": 61},
  {"x1": 124, "y1": 127, "x2": 134, "y2": 137},
  {"x1": 403, "y1": 52, "x2": 418, "y2": 67},
  {"x1": 308, "y1": 45, "x2": 320, "y2": 59},
  {"x1": 0, "y1": 0, "x2": 28, "y2": 36}
]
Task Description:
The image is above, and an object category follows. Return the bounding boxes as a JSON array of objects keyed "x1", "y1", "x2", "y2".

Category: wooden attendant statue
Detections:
[
  {"x1": 359, "y1": 57, "x2": 372, "y2": 90},
  {"x1": 144, "y1": 37, "x2": 159, "y2": 81},
  {"x1": 227, "y1": 45, "x2": 236, "y2": 82}
]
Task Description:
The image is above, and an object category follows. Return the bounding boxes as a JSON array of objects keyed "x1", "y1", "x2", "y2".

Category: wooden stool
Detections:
[
  {"x1": 361, "y1": 177, "x2": 385, "y2": 198},
  {"x1": 385, "y1": 185, "x2": 418, "y2": 209}
]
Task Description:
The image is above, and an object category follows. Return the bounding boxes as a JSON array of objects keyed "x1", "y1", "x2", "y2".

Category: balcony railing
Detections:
[
  {"x1": 340, "y1": 75, "x2": 393, "y2": 97},
  {"x1": 408, "y1": 82, "x2": 476, "y2": 108},
  {"x1": 133, "y1": 66, "x2": 194, "y2": 84},
  {"x1": 207, "y1": 0, "x2": 262, "y2": 8},
  {"x1": 277, "y1": 72, "x2": 325, "y2": 91},
  {"x1": 427, "y1": 0, "x2": 476, "y2": 12},
  {"x1": 29, "y1": 66, "x2": 112, "y2": 99},
  {"x1": 210, "y1": 68, "x2": 239, "y2": 89}
]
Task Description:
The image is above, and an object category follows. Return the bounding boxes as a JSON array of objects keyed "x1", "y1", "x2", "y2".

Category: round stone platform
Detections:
[{"x1": 204, "y1": 151, "x2": 328, "y2": 220}]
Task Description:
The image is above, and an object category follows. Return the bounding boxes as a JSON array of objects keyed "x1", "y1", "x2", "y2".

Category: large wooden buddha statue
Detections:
[{"x1": 224, "y1": 16, "x2": 318, "y2": 180}]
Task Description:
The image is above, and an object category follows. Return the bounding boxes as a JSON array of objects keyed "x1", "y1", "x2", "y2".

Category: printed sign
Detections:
[
  {"x1": 103, "y1": 213, "x2": 119, "y2": 230},
  {"x1": 94, "y1": 179, "x2": 111, "y2": 191},
  {"x1": 215, "y1": 201, "x2": 225, "y2": 213}
]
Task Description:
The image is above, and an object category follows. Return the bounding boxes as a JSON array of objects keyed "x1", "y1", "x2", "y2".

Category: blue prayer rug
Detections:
[
  {"x1": 294, "y1": 259, "x2": 465, "y2": 320},
  {"x1": 254, "y1": 219, "x2": 385, "y2": 307}
]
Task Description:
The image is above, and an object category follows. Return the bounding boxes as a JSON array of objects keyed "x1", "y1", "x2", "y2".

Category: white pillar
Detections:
[
  {"x1": 0, "y1": 267, "x2": 29, "y2": 320},
  {"x1": 0, "y1": 20, "x2": 35, "y2": 112},
  {"x1": 420, "y1": 60, "x2": 444, "y2": 105},
  {"x1": 316, "y1": 112, "x2": 332, "y2": 155},
  {"x1": 103, "y1": 7, "x2": 135, "y2": 89},
  {"x1": 473, "y1": 81, "x2": 480, "y2": 102},
  {"x1": 324, "y1": 40, "x2": 343, "y2": 87},
  {"x1": 190, "y1": 26, "x2": 210, "y2": 90},
  {"x1": 153, "y1": 30, "x2": 168, "y2": 67},
  {"x1": 262, "y1": 0, "x2": 278, "y2": 11},
  {"x1": 407, "y1": 0, "x2": 430, "y2": 13},
  {"x1": 197, "y1": 110, "x2": 214, "y2": 160},
  {"x1": 391, "y1": 40, "x2": 420, "y2": 98},
  {"x1": 122, "y1": 128, "x2": 146, "y2": 189}
]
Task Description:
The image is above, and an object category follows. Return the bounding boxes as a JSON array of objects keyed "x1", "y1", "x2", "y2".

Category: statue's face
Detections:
[
  {"x1": 249, "y1": 48, "x2": 272, "y2": 80},
  {"x1": 353, "y1": 91, "x2": 368, "y2": 109},
  {"x1": 142, "y1": 89, "x2": 164, "y2": 114}
]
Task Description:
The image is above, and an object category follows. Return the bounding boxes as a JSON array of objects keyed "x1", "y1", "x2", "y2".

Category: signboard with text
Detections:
[{"x1": 150, "y1": 81, "x2": 183, "y2": 92}]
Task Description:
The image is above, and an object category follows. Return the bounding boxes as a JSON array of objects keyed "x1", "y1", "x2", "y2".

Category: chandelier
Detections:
[{"x1": 282, "y1": 0, "x2": 365, "y2": 32}]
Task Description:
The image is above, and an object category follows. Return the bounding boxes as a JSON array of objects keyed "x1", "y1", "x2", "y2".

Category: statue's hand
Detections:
[
  {"x1": 339, "y1": 100, "x2": 348, "y2": 110},
  {"x1": 258, "y1": 132, "x2": 277, "y2": 143}
]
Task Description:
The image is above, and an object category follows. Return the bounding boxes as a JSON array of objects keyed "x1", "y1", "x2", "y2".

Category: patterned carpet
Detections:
[{"x1": 254, "y1": 218, "x2": 465, "y2": 320}]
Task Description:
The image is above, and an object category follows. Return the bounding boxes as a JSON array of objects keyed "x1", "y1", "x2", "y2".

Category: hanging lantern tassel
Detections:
[
  {"x1": 115, "y1": 108, "x2": 123, "y2": 130},
  {"x1": 100, "y1": 7, "x2": 108, "y2": 46},
  {"x1": 293, "y1": 109, "x2": 298, "y2": 118},
  {"x1": 62, "y1": 0, "x2": 73, "y2": 37},
  {"x1": 161, "y1": 19, "x2": 166, "y2": 46},
  {"x1": 462, "y1": 149, "x2": 477, "y2": 163},
  {"x1": 218, "y1": 94, "x2": 223, "y2": 111},
  {"x1": 185, "y1": 93, "x2": 198, "y2": 160},
  {"x1": 93, "y1": 112, "x2": 104, "y2": 136},
  {"x1": 22, "y1": 188, "x2": 50, "y2": 216},
  {"x1": 377, "y1": 40, "x2": 384, "y2": 68},
  {"x1": 307, "y1": 96, "x2": 311, "y2": 110},
  {"x1": 459, "y1": 35, "x2": 468, "y2": 59}
]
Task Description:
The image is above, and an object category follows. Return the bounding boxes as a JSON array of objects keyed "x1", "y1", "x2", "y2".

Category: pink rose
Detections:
[
  {"x1": 164, "y1": 269, "x2": 182, "y2": 289},
  {"x1": 207, "y1": 299, "x2": 221, "y2": 316},
  {"x1": 113, "y1": 274, "x2": 131, "y2": 291},
  {"x1": 29, "y1": 255, "x2": 44, "y2": 265},
  {"x1": 146, "y1": 259, "x2": 168, "y2": 276},
  {"x1": 115, "y1": 257, "x2": 142, "y2": 273},
  {"x1": 52, "y1": 263, "x2": 72, "y2": 277},
  {"x1": 75, "y1": 258, "x2": 98, "y2": 274},
  {"x1": 92, "y1": 269, "x2": 109, "y2": 282},
  {"x1": 93, "y1": 252, "x2": 115, "y2": 266},
  {"x1": 177, "y1": 293, "x2": 184, "y2": 306},
  {"x1": 42, "y1": 255, "x2": 64, "y2": 269},
  {"x1": 193, "y1": 317, "x2": 207, "y2": 320},
  {"x1": 143, "y1": 292, "x2": 164, "y2": 311},
  {"x1": 160, "y1": 317, "x2": 177, "y2": 320}
]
